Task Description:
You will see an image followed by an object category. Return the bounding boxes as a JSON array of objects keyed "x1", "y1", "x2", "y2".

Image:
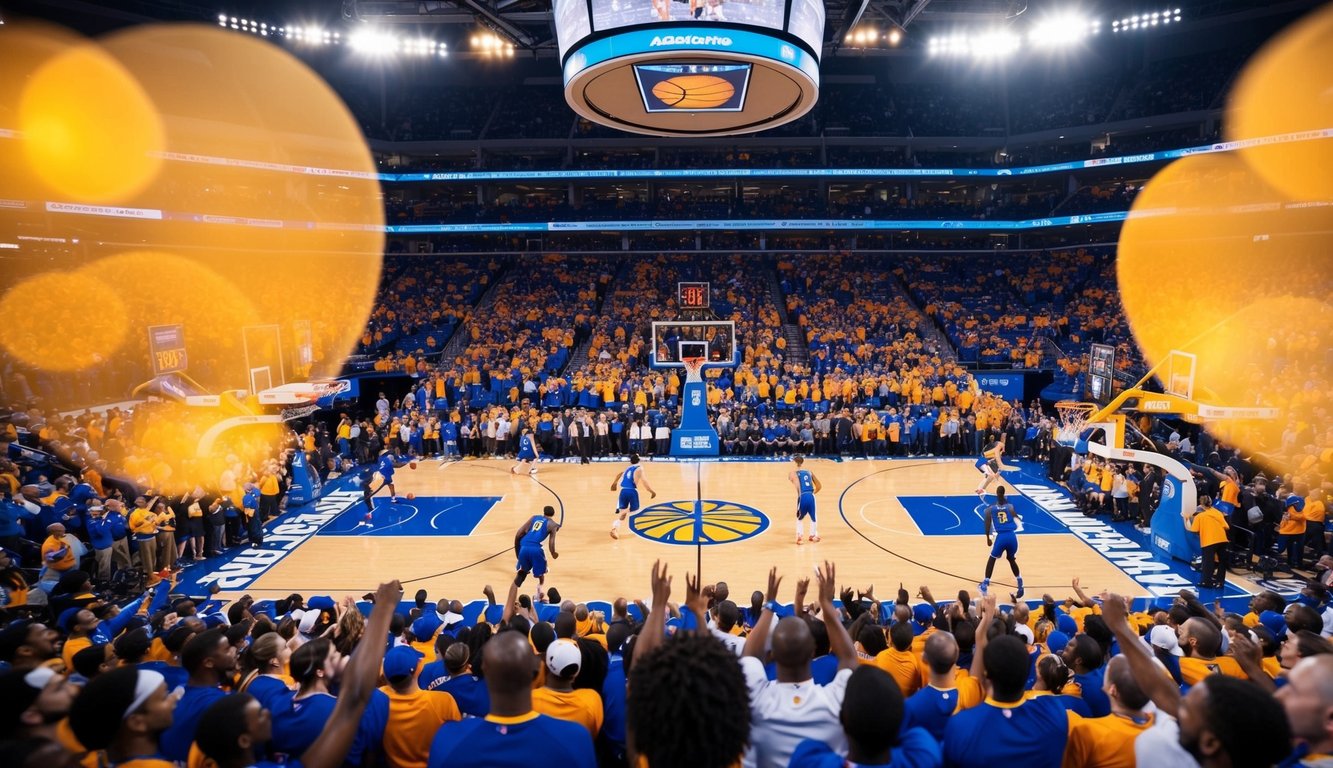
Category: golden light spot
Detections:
[
  {"x1": 1117, "y1": 152, "x2": 1331, "y2": 472},
  {"x1": 0, "y1": 270, "x2": 128, "y2": 371},
  {"x1": 18, "y1": 43, "x2": 164, "y2": 202},
  {"x1": 1226, "y1": 4, "x2": 1333, "y2": 201}
]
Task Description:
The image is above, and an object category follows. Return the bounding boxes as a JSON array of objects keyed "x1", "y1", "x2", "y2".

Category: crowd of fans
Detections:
[{"x1": 10, "y1": 526, "x2": 1333, "y2": 768}]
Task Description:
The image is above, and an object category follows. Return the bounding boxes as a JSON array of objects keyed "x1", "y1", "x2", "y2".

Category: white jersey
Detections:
[{"x1": 740, "y1": 656, "x2": 850, "y2": 768}]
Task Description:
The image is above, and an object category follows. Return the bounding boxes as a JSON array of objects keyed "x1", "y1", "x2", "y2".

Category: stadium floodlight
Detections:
[
  {"x1": 971, "y1": 29, "x2": 1020, "y2": 59},
  {"x1": 350, "y1": 29, "x2": 398, "y2": 55},
  {"x1": 1029, "y1": 12, "x2": 1097, "y2": 47},
  {"x1": 888, "y1": 28, "x2": 902, "y2": 45}
]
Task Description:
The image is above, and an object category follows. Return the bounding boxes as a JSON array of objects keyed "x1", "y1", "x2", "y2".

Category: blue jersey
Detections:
[
  {"x1": 428, "y1": 712, "x2": 595, "y2": 768},
  {"x1": 519, "y1": 515, "x2": 552, "y2": 549},
  {"x1": 377, "y1": 454, "x2": 396, "y2": 480},
  {"x1": 990, "y1": 503, "x2": 1019, "y2": 533},
  {"x1": 795, "y1": 469, "x2": 816, "y2": 494},
  {"x1": 620, "y1": 465, "x2": 640, "y2": 490},
  {"x1": 943, "y1": 697, "x2": 1070, "y2": 767},
  {"x1": 518, "y1": 434, "x2": 536, "y2": 458}
]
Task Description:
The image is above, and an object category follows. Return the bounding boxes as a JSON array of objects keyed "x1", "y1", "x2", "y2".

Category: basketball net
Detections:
[
  {"x1": 1054, "y1": 401, "x2": 1097, "y2": 447},
  {"x1": 681, "y1": 357, "x2": 707, "y2": 384}
]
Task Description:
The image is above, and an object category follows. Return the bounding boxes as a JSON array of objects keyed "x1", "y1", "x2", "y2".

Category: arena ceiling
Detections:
[{"x1": 11, "y1": 0, "x2": 1316, "y2": 60}]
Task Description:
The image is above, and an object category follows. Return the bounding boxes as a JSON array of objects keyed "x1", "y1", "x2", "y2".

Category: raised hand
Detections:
[
  {"x1": 685, "y1": 571, "x2": 709, "y2": 616},
  {"x1": 651, "y1": 560, "x2": 673, "y2": 606},
  {"x1": 816, "y1": 560, "x2": 837, "y2": 606},
  {"x1": 1100, "y1": 591, "x2": 1129, "y2": 629},
  {"x1": 374, "y1": 579, "x2": 404, "y2": 607},
  {"x1": 794, "y1": 577, "x2": 811, "y2": 612},
  {"x1": 765, "y1": 566, "x2": 783, "y2": 604}
]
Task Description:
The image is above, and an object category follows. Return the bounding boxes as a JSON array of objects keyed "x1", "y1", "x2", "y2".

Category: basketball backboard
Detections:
[
  {"x1": 1162, "y1": 350, "x2": 1196, "y2": 401},
  {"x1": 650, "y1": 320, "x2": 738, "y2": 370}
]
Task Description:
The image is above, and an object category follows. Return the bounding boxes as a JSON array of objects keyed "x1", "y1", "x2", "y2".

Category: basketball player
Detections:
[
  {"x1": 360, "y1": 449, "x2": 409, "y2": 526},
  {"x1": 790, "y1": 455, "x2": 822, "y2": 544},
  {"x1": 973, "y1": 433, "x2": 1007, "y2": 497},
  {"x1": 980, "y1": 486, "x2": 1023, "y2": 599},
  {"x1": 514, "y1": 505, "x2": 560, "y2": 594},
  {"x1": 511, "y1": 428, "x2": 542, "y2": 476},
  {"x1": 609, "y1": 454, "x2": 656, "y2": 540}
]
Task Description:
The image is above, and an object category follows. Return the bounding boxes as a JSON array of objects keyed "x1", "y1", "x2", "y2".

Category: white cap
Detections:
[{"x1": 545, "y1": 639, "x2": 582, "y2": 678}]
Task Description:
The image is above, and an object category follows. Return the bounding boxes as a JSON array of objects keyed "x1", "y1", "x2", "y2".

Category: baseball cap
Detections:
[
  {"x1": 57, "y1": 607, "x2": 83, "y2": 633},
  {"x1": 1045, "y1": 630, "x2": 1070, "y2": 654},
  {"x1": 383, "y1": 645, "x2": 423, "y2": 681},
  {"x1": 1259, "y1": 610, "x2": 1287, "y2": 638},
  {"x1": 1146, "y1": 625, "x2": 1184, "y2": 657},
  {"x1": 912, "y1": 604, "x2": 934, "y2": 625},
  {"x1": 545, "y1": 639, "x2": 582, "y2": 678}
]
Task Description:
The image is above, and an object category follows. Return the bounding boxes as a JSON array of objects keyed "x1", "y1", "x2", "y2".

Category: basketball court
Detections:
[{"x1": 177, "y1": 455, "x2": 1263, "y2": 608}]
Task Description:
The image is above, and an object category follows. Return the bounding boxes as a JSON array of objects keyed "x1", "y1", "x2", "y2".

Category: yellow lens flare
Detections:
[
  {"x1": 18, "y1": 43, "x2": 164, "y2": 203},
  {"x1": 0, "y1": 270, "x2": 129, "y2": 371},
  {"x1": 1226, "y1": 4, "x2": 1333, "y2": 202},
  {"x1": 1117, "y1": 150, "x2": 1331, "y2": 474}
]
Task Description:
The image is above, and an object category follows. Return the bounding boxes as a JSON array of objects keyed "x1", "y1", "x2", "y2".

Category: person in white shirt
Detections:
[{"x1": 739, "y1": 563, "x2": 858, "y2": 768}]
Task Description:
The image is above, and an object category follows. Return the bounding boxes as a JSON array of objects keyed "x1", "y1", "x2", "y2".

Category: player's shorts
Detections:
[
  {"x1": 380, "y1": 469, "x2": 395, "y2": 483},
  {"x1": 517, "y1": 449, "x2": 537, "y2": 461},
  {"x1": 517, "y1": 545, "x2": 548, "y2": 578},
  {"x1": 618, "y1": 488, "x2": 640, "y2": 512},
  {"x1": 975, "y1": 457, "x2": 998, "y2": 474},
  {"x1": 990, "y1": 531, "x2": 1019, "y2": 559},
  {"x1": 797, "y1": 492, "x2": 817, "y2": 521}
]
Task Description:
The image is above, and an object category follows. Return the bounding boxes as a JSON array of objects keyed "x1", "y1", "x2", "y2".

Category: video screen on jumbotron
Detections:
[
  {"x1": 635, "y1": 63, "x2": 752, "y2": 112},
  {"x1": 591, "y1": 0, "x2": 784, "y2": 32}
]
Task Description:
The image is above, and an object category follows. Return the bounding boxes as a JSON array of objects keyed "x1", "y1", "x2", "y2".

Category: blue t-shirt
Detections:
[
  {"x1": 271, "y1": 690, "x2": 389, "y2": 766},
  {"x1": 601, "y1": 654, "x2": 627, "y2": 750},
  {"x1": 160, "y1": 684, "x2": 227, "y2": 761},
  {"x1": 1072, "y1": 667, "x2": 1111, "y2": 717},
  {"x1": 942, "y1": 697, "x2": 1070, "y2": 767},
  {"x1": 790, "y1": 727, "x2": 942, "y2": 768},
  {"x1": 428, "y1": 713, "x2": 595, "y2": 768},
  {"x1": 439, "y1": 674, "x2": 491, "y2": 718},
  {"x1": 902, "y1": 685, "x2": 961, "y2": 742}
]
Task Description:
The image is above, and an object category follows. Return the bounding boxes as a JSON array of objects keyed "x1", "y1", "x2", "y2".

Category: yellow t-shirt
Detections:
[
  {"x1": 1064, "y1": 711, "x2": 1155, "y2": 768},
  {"x1": 531, "y1": 686, "x2": 604, "y2": 736},
  {"x1": 874, "y1": 647, "x2": 923, "y2": 697},
  {"x1": 378, "y1": 686, "x2": 462, "y2": 768}
]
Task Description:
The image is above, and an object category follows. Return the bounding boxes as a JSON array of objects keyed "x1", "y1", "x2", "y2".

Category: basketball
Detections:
[
  {"x1": 651, "y1": 75, "x2": 735, "y2": 109},
  {"x1": 406, "y1": 493, "x2": 416, "y2": 501},
  {"x1": 409, "y1": 461, "x2": 417, "y2": 469}
]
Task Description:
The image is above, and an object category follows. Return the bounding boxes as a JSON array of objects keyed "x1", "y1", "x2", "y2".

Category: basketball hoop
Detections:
[
  {"x1": 681, "y1": 357, "x2": 707, "y2": 384},
  {"x1": 1055, "y1": 401, "x2": 1097, "y2": 447}
]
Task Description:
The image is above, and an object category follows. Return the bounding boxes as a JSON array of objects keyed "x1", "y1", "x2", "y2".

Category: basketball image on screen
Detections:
[{"x1": 637, "y1": 63, "x2": 750, "y2": 112}]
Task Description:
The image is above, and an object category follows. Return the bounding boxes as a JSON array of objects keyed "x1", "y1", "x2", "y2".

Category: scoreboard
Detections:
[
  {"x1": 678, "y1": 282, "x2": 711, "y2": 310},
  {"x1": 148, "y1": 324, "x2": 188, "y2": 375}
]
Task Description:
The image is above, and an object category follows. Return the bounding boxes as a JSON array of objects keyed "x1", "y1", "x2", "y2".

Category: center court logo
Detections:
[{"x1": 630, "y1": 499, "x2": 767, "y2": 545}]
